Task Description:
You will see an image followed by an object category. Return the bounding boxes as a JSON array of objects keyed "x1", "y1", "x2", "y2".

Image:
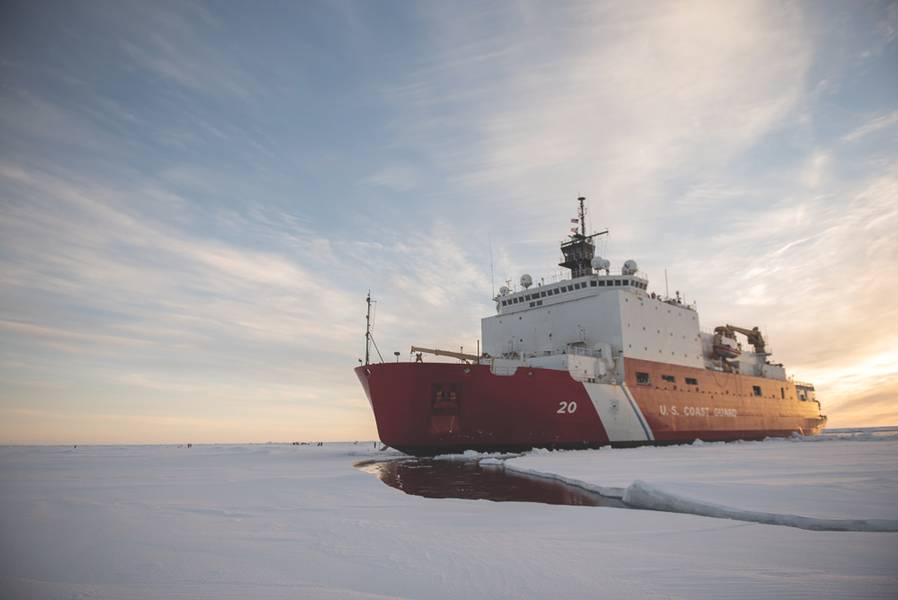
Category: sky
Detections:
[{"x1": 1, "y1": 0, "x2": 896, "y2": 444}]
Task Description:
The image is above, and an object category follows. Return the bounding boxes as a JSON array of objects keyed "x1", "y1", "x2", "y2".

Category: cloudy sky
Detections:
[{"x1": 1, "y1": 1, "x2": 896, "y2": 443}]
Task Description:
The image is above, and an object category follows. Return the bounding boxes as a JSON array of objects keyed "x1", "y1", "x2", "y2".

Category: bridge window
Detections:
[
  {"x1": 752, "y1": 385, "x2": 762, "y2": 396},
  {"x1": 636, "y1": 372, "x2": 650, "y2": 385},
  {"x1": 662, "y1": 374, "x2": 675, "y2": 383},
  {"x1": 685, "y1": 377, "x2": 698, "y2": 385}
]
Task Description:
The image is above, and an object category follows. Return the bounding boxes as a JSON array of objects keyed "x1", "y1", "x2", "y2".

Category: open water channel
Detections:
[{"x1": 356, "y1": 458, "x2": 628, "y2": 508}]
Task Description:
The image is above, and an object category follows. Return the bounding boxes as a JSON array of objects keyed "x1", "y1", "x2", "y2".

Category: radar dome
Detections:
[
  {"x1": 591, "y1": 256, "x2": 610, "y2": 272},
  {"x1": 520, "y1": 274, "x2": 533, "y2": 289},
  {"x1": 499, "y1": 286, "x2": 510, "y2": 296},
  {"x1": 622, "y1": 260, "x2": 638, "y2": 275}
]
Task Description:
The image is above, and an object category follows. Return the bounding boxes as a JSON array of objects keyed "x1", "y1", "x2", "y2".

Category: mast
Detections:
[
  {"x1": 579, "y1": 196, "x2": 586, "y2": 238},
  {"x1": 559, "y1": 196, "x2": 608, "y2": 278},
  {"x1": 365, "y1": 290, "x2": 371, "y2": 366}
]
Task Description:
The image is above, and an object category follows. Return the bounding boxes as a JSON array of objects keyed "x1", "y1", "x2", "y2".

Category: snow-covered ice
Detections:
[
  {"x1": 506, "y1": 432, "x2": 898, "y2": 527},
  {"x1": 2, "y1": 435, "x2": 897, "y2": 599}
]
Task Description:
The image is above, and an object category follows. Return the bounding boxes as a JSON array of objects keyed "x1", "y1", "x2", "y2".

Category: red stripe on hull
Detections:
[{"x1": 355, "y1": 363, "x2": 609, "y2": 454}]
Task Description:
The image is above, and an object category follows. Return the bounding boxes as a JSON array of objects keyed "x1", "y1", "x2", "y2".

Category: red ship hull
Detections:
[{"x1": 355, "y1": 358, "x2": 826, "y2": 455}]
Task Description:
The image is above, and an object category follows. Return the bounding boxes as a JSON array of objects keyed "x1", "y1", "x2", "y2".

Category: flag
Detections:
[{"x1": 570, "y1": 218, "x2": 578, "y2": 223}]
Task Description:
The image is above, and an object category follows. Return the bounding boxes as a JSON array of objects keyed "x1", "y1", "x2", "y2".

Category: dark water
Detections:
[{"x1": 357, "y1": 458, "x2": 628, "y2": 508}]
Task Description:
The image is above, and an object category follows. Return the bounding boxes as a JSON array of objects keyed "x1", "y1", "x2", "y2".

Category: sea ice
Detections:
[{"x1": 1, "y1": 436, "x2": 896, "y2": 599}]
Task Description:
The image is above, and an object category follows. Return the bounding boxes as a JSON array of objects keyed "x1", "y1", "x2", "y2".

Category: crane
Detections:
[
  {"x1": 410, "y1": 346, "x2": 480, "y2": 364},
  {"x1": 724, "y1": 324, "x2": 767, "y2": 355}
]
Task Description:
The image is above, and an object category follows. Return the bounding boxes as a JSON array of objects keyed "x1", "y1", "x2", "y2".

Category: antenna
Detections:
[{"x1": 664, "y1": 269, "x2": 669, "y2": 299}]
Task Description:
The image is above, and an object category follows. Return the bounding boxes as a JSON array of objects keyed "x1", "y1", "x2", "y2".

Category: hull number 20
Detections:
[{"x1": 557, "y1": 401, "x2": 578, "y2": 414}]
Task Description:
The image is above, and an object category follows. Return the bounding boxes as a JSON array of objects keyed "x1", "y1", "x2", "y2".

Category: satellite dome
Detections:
[
  {"x1": 499, "y1": 286, "x2": 510, "y2": 296},
  {"x1": 591, "y1": 256, "x2": 610, "y2": 272},
  {"x1": 520, "y1": 274, "x2": 533, "y2": 289},
  {"x1": 622, "y1": 260, "x2": 638, "y2": 275}
]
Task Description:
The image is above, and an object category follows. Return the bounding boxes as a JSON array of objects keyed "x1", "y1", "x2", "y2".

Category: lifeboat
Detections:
[{"x1": 713, "y1": 327, "x2": 742, "y2": 359}]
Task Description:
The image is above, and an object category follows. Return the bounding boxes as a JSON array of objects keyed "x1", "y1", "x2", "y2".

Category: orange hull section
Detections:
[{"x1": 623, "y1": 358, "x2": 827, "y2": 440}]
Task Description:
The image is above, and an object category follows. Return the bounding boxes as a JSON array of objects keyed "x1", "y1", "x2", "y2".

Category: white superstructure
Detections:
[
  {"x1": 480, "y1": 197, "x2": 787, "y2": 383},
  {"x1": 483, "y1": 272, "x2": 705, "y2": 369}
]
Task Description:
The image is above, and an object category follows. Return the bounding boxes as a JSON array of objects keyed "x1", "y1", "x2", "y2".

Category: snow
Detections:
[
  {"x1": 2, "y1": 437, "x2": 897, "y2": 599},
  {"x1": 506, "y1": 433, "x2": 898, "y2": 525}
]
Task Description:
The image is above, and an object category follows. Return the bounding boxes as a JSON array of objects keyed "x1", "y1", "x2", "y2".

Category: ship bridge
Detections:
[{"x1": 496, "y1": 273, "x2": 649, "y2": 313}]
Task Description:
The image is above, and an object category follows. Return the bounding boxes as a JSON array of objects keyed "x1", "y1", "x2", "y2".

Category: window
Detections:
[
  {"x1": 590, "y1": 280, "x2": 597, "y2": 287},
  {"x1": 614, "y1": 280, "x2": 621, "y2": 286},
  {"x1": 780, "y1": 387, "x2": 785, "y2": 399},
  {"x1": 525, "y1": 294, "x2": 531, "y2": 301},
  {"x1": 636, "y1": 372, "x2": 651, "y2": 385},
  {"x1": 752, "y1": 385, "x2": 762, "y2": 397},
  {"x1": 599, "y1": 280, "x2": 606, "y2": 286},
  {"x1": 685, "y1": 377, "x2": 698, "y2": 386},
  {"x1": 623, "y1": 280, "x2": 630, "y2": 286},
  {"x1": 540, "y1": 291, "x2": 546, "y2": 297},
  {"x1": 501, "y1": 300, "x2": 507, "y2": 306},
  {"x1": 662, "y1": 374, "x2": 676, "y2": 383}
]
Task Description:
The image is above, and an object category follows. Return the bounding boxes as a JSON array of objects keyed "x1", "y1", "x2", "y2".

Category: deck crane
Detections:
[
  {"x1": 724, "y1": 324, "x2": 767, "y2": 355},
  {"x1": 410, "y1": 346, "x2": 480, "y2": 364}
]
